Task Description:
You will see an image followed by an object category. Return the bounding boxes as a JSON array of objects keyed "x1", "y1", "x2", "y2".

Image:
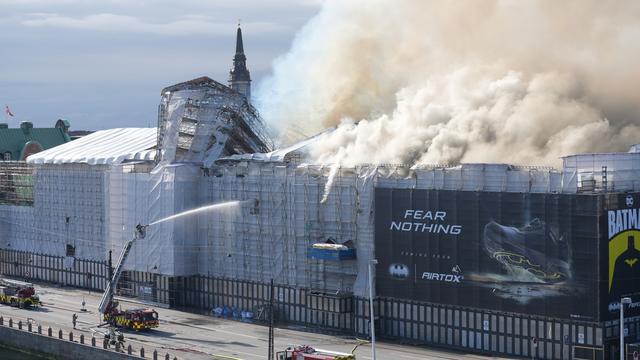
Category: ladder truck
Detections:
[
  {"x1": 0, "y1": 278, "x2": 40, "y2": 308},
  {"x1": 98, "y1": 224, "x2": 159, "y2": 331}
]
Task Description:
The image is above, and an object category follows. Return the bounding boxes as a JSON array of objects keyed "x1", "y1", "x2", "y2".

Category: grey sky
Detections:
[{"x1": 0, "y1": 0, "x2": 320, "y2": 130}]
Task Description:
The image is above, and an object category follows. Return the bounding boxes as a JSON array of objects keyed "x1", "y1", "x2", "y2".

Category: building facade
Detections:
[{"x1": 0, "y1": 120, "x2": 70, "y2": 161}]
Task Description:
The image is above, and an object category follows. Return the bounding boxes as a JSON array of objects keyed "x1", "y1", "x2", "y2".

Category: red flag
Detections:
[{"x1": 4, "y1": 105, "x2": 14, "y2": 117}]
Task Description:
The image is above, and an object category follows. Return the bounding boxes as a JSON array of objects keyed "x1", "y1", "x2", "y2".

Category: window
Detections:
[
  {"x1": 3, "y1": 152, "x2": 11, "y2": 161},
  {"x1": 66, "y1": 244, "x2": 76, "y2": 257}
]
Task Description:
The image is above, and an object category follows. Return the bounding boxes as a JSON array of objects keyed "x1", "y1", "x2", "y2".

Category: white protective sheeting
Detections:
[
  {"x1": 0, "y1": 161, "x2": 202, "y2": 276},
  {"x1": 107, "y1": 163, "x2": 202, "y2": 275},
  {"x1": 200, "y1": 163, "x2": 362, "y2": 294},
  {"x1": 377, "y1": 163, "x2": 562, "y2": 193},
  {"x1": 0, "y1": 164, "x2": 111, "y2": 260},
  {"x1": 33, "y1": 164, "x2": 110, "y2": 259},
  {"x1": 561, "y1": 152, "x2": 640, "y2": 192},
  {"x1": 27, "y1": 128, "x2": 157, "y2": 165},
  {"x1": 0, "y1": 205, "x2": 35, "y2": 253}
]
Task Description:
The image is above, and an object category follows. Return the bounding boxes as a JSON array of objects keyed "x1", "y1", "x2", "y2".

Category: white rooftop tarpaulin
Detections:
[{"x1": 27, "y1": 128, "x2": 157, "y2": 165}]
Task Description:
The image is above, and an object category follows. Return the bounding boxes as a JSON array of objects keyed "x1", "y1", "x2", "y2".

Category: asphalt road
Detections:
[{"x1": 0, "y1": 282, "x2": 510, "y2": 360}]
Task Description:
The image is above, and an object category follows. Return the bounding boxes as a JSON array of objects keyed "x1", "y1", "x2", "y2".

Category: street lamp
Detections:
[
  {"x1": 368, "y1": 259, "x2": 378, "y2": 360},
  {"x1": 620, "y1": 296, "x2": 632, "y2": 360}
]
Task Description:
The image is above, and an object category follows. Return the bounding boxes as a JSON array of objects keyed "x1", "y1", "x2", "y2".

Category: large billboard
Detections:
[
  {"x1": 374, "y1": 188, "x2": 601, "y2": 320},
  {"x1": 602, "y1": 192, "x2": 640, "y2": 320}
]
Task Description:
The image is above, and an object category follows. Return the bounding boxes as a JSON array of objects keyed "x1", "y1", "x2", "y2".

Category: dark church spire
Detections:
[
  {"x1": 229, "y1": 25, "x2": 251, "y2": 101},
  {"x1": 235, "y1": 25, "x2": 244, "y2": 55}
]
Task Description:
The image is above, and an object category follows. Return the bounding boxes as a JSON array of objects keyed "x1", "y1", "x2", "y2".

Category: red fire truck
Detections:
[
  {"x1": 276, "y1": 345, "x2": 355, "y2": 360},
  {"x1": 0, "y1": 278, "x2": 40, "y2": 308},
  {"x1": 102, "y1": 303, "x2": 159, "y2": 331}
]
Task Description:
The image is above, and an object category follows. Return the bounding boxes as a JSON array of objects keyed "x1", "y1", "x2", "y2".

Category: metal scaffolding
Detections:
[
  {"x1": 156, "y1": 77, "x2": 273, "y2": 167},
  {"x1": 0, "y1": 161, "x2": 33, "y2": 206}
]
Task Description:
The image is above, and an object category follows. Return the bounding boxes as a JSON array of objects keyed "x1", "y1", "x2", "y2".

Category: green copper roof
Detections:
[{"x1": 0, "y1": 126, "x2": 70, "y2": 161}]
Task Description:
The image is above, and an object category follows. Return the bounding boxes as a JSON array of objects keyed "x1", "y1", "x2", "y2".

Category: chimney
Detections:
[
  {"x1": 55, "y1": 119, "x2": 70, "y2": 133},
  {"x1": 20, "y1": 121, "x2": 33, "y2": 135}
]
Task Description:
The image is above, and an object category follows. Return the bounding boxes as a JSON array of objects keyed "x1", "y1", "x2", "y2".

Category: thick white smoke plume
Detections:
[{"x1": 257, "y1": 0, "x2": 640, "y2": 167}]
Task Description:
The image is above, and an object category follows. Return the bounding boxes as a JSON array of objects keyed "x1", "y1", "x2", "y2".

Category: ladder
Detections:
[{"x1": 98, "y1": 225, "x2": 147, "y2": 314}]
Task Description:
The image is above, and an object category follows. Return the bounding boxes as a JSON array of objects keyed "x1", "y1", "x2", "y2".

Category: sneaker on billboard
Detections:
[{"x1": 483, "y1": 219, "x2": 570, "y2": 283}]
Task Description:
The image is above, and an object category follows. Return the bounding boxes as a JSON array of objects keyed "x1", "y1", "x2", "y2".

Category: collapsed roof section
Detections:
[
  {"x1": 157, "y1": 76, "x2": 273, "y2": 167},
  {"x1": 216, "y1": 128, "x2": 334, "y2": 165}
]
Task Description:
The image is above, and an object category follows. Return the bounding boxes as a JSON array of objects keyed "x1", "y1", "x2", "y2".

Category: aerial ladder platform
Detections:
[{"x1": 98, "y1": 224, "x2": 158, "y2": 331}]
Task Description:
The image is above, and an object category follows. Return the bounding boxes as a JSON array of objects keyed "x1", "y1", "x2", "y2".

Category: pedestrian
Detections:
[{"x1": 72, "y1": 313, "x2": 77, "y2": 329}]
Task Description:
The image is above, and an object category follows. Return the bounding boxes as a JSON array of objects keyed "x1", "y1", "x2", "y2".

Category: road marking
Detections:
[{"x1": 210, "y1": 355, "x2": 243, "y2": 360}]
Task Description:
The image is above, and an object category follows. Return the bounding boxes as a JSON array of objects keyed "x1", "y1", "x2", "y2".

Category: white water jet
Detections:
[
  {"x1": 320, "y1": 163, "x2": 341, "y2": 204},
  {"x1": 148, "y1": 200, "x2": 249, "y2": 226}
]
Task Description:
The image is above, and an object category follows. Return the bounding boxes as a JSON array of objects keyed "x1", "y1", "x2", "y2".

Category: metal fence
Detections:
[
  {"x1": 174, "y1": 276, "x2": 354, "y2": 331},
  {"x1": 0, "y1": 249, "x2": 108, "y2": 291},
  {"x1": 0, "y1": 248, "x2": 618, "y2": 359},
  {"x1": 355, "y1": 297, "x2": 604, "y2": 359}
]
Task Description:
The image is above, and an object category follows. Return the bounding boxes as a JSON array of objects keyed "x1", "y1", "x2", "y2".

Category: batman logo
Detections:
[
  {"x1": 389, "y1": 263, "x2": 409, "y2": 279},
  {"x1": 625, "y1": 258, "x2": 638, "y2": 267},
  {"x1": 608, "y1": 231, "x2": 640, "y2": 297}
]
